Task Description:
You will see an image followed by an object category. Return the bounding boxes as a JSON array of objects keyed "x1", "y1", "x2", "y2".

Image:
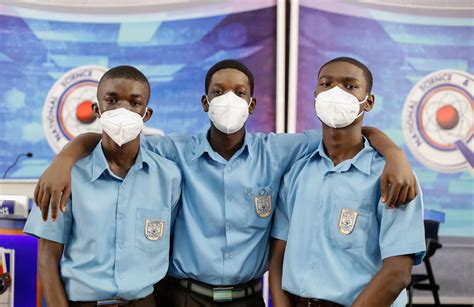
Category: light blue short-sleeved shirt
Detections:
[
  {"x1": 24, "y1": 142, "x2": 181, "y2": 301},
  {"x1": 143, "y1": 130, "x2": 320, "y2": 285},
  {"x1": 272, "y1": 138, "x2": 426, "y2": 306}
]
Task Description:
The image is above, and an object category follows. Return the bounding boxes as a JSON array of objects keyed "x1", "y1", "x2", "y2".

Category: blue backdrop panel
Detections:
[{"x1": 0, "y1": 6, "x2": 277, "y2": 179}]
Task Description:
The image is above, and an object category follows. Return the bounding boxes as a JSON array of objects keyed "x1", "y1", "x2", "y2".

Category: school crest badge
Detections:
[
  {"x1": 144, "y1": 219, "x2": 165, "y2": 241},
  {"x1": 338, "y1": 208, "x2": 358, "y2": 235},
  {"x1": 254, "y1": 194, "x2": 272, "y2": 218}
]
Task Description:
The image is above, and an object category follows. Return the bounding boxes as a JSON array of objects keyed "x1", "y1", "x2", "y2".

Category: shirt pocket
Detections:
[
  {"x1": 244, "y1": 185, "x2": 274, "y2": 229},
  {"x1": 327, "y1": 195, "x2": 372, "y2": 250},
  {"x1": 135, "y1": 208, "x2": 170, "y2": 254}
]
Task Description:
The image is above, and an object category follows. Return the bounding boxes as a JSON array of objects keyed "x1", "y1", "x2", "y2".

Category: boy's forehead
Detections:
[
  {"x1": 98, "y1": 77, "x2": 149, "y2": 93},
  {"x1": 210, "y1": 68, "x2": 250, "y2": 87},
  {"x1": 319, "y1": 61, "x2": 365, "y2": 82}
]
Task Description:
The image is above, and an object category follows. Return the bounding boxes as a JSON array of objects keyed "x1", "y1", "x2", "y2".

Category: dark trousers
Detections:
[
  {"x1": 68, "y1": 293, "x2": 156, "y2": 307},
  {"x1": 154, "y1": 277, "x2": 265, "y2": 307}
]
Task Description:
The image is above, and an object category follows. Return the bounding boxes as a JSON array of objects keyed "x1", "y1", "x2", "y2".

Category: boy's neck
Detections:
[
  {"x1": 208, "y1": 125, "x2": 245, "y2": 161},
  {"x1": 322, "y1": 123, "x2": 364, "y2": 166},
  {"x1": 101, "y1": 135, "x2": 140, "y2": 178}
]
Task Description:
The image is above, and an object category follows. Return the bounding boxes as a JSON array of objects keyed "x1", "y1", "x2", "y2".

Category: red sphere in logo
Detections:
[
  {"x1": 435, "y1": 104, "x2": 459, "y2": 130},
  {"x1": 76, "y1": 100, "x2": 96, "y2": 124}
]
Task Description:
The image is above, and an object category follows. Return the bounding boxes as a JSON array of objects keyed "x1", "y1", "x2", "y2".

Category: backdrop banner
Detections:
[{"x1": 0, "y1": 2, "x2": 277, "y2": 178}]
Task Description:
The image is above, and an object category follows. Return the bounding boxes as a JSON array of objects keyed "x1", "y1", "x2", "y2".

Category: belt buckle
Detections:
[{"x1": 213, "y1": 286, "x2": 234, "y2": 302}]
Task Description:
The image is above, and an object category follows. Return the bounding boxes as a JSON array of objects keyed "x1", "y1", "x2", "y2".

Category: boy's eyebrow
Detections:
[
  {"x1": 234, "y1": 83, "x2": 249, "y2": 89},
  {"x1": 103, "y1": 92, "x2": 143, "y2": 98},
  {"x1": 318, "y1": 75, "x2": 333, "y2": 80},
  {"x1": 318, "y1": 75, "x2": 361, "y2": 83},
  {"x1": 342, "y1": 76, "x2": 362, "y2": 83},
  {"x1": 212, "y1": 82, "x2": 248, "y2": 89}
]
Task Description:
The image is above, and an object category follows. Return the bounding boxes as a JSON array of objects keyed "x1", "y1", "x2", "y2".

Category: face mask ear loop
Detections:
[
  {"x1": 141, "y1": 107, "x2": 148, "y2": 119},
  {"x1": 356, "y1": 94, "x2": 369, "y2": 118},
  {"x1": 97, "y1": 104, "x2": 103, "y2": 117}
]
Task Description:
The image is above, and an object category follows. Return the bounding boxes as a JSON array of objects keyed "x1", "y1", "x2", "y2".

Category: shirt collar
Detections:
[
  {"x1": 90, "y1": 141, "x2": 150, "y2": 182},
  {"x1": 312, "y1": 137, "x2": 374, "y2": 175},
  {"x1": 191, "y1": 130, "x2": 254, "y2": 161}
]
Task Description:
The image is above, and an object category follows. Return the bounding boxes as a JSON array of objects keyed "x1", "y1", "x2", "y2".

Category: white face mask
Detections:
[
  {"x1": 207, "y1": 91, "x2": 251, "y2": 134},
  {"x1": 315, "y1": 86, "x2": 367, "y2": 128},
  {"x1": 99, "y1": 107, "x2": 146, "y2": 146}
]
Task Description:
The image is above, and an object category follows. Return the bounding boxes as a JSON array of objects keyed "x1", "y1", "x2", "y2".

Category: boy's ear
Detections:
[
  {"x1": 92, "y1": 102, "x2": 101, "y2": 118},
  {"x1": 202, "y1": 95, "x2": 210, "y2": 113},
  {"x1": 364, "y1": 94, "x2": 375, "y2": 112},
  {"x1": 249, "y1": 97, "x2": 257, "y2": 114},
  {"x1": 143, "y1": 107, "x2": 153, "y2": 122}
]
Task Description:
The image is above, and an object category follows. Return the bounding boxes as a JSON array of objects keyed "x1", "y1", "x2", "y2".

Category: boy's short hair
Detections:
[
  {"x1": 99, "y1": 65, "x2": 150, "y2": 95},
  {"x1": 205, "y1": 59, "x2": 255, "y2": 95},
  {"x1": 319, "y1": 57, "x2": 373, "y2": 93}
]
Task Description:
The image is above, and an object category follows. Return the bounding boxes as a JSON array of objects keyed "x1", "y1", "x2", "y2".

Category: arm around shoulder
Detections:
[
  {"x1": 362, "y1": 126, "x2": 418, "y2": 208},
  {"x1": 34, "y1": 132, "x2": 101, "y2": 221}
]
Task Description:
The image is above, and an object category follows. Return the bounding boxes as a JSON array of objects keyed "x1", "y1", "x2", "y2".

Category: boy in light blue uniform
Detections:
[
  {"x1": 270, "y1": 57, "x2": 426, "y2": 307},
  {"x1": 24, "y1": 66, "x2": 181, "y2": 306},
  {"x1": 34, "y1": 60, "x2": 419, "y2": 306}
]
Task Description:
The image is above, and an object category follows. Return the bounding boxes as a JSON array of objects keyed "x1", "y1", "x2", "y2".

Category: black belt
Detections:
[
  {"x1": 295, "y1": 296, "x2": 343, "y2": 307},
  {"x1": 175, "y1": 278, "x2": 262, "y2": 302}
]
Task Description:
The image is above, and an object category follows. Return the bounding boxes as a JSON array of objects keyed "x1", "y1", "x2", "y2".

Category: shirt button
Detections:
[
  {"x1": 302, "y1": 290, "x2": 306, "y2": 296},
  {"x1": 226, "y1": 224, "x2": 231, "y2": 231},
  {"x1": 119, "y1": 244, "x2": 124, "y2": 249},
  {"x1": 227, "y1": 195, "x2": 233, "y2": 201},
  {"x1": 226, "y1": 166, "x2": 232, "y2": 171},
  {"x1": 118, "y1": 273, "x2": 123, "y2": 279},
  {"x1": 121, "y1": 184, "x2": 126, "y2": 189}
]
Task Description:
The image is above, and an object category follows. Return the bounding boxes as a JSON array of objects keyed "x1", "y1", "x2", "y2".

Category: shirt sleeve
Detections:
[
  {"x1": 23, "y1": 199, "x2": 73, "y2": 244},
  {"x1": 272, "y1": 130, "x2": 321, "y2": 172},
  {"x1": 142, "y1": 135, "x2": 178, "y2": 162},
  {"x1": 377, "y1": 185, "x2": 426, "y2": 265},
  {"x1": 271, "y1": 170, "x2": 293, "y2": 241}
]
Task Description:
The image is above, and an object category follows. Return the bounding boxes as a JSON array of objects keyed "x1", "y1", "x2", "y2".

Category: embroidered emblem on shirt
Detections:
[
  {"x1": 144, "y1": 219, "x2": 165, "y2": 241},
  {"x1": 254, "y1": 194, "x2": 272, "y2": 218},
  {"x1": 338, "y1": 208, "x2": 358, "y2": 235}
]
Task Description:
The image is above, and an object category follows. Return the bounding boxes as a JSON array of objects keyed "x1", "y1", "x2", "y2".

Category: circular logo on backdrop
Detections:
[
  {"x1": 402, "y1": 70, "x2": 473, "y2": 173},
  {"x1": 43, "y1": 65, "x2": 108, "y2": 153}
]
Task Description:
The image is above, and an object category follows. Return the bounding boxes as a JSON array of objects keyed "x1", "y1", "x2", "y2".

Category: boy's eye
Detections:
[
  {"x1": 213, "y1": 90, "x2": 223, "y2": 95},
  {"x1": 106, "y1": 98, "x2": 117, "y2": 103},
  {"x1": 320, "y1": 82, "x2": 330, "y2": 87},
  {"x1": 236, "y1": 91, "x2": 247, "y2": 97},
  {"x1": 346, "y1": 84, "x2": 358, "y2": 89},
  {"x1": 131, "y1": 101, "x2": 141, "y2": 106}
]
